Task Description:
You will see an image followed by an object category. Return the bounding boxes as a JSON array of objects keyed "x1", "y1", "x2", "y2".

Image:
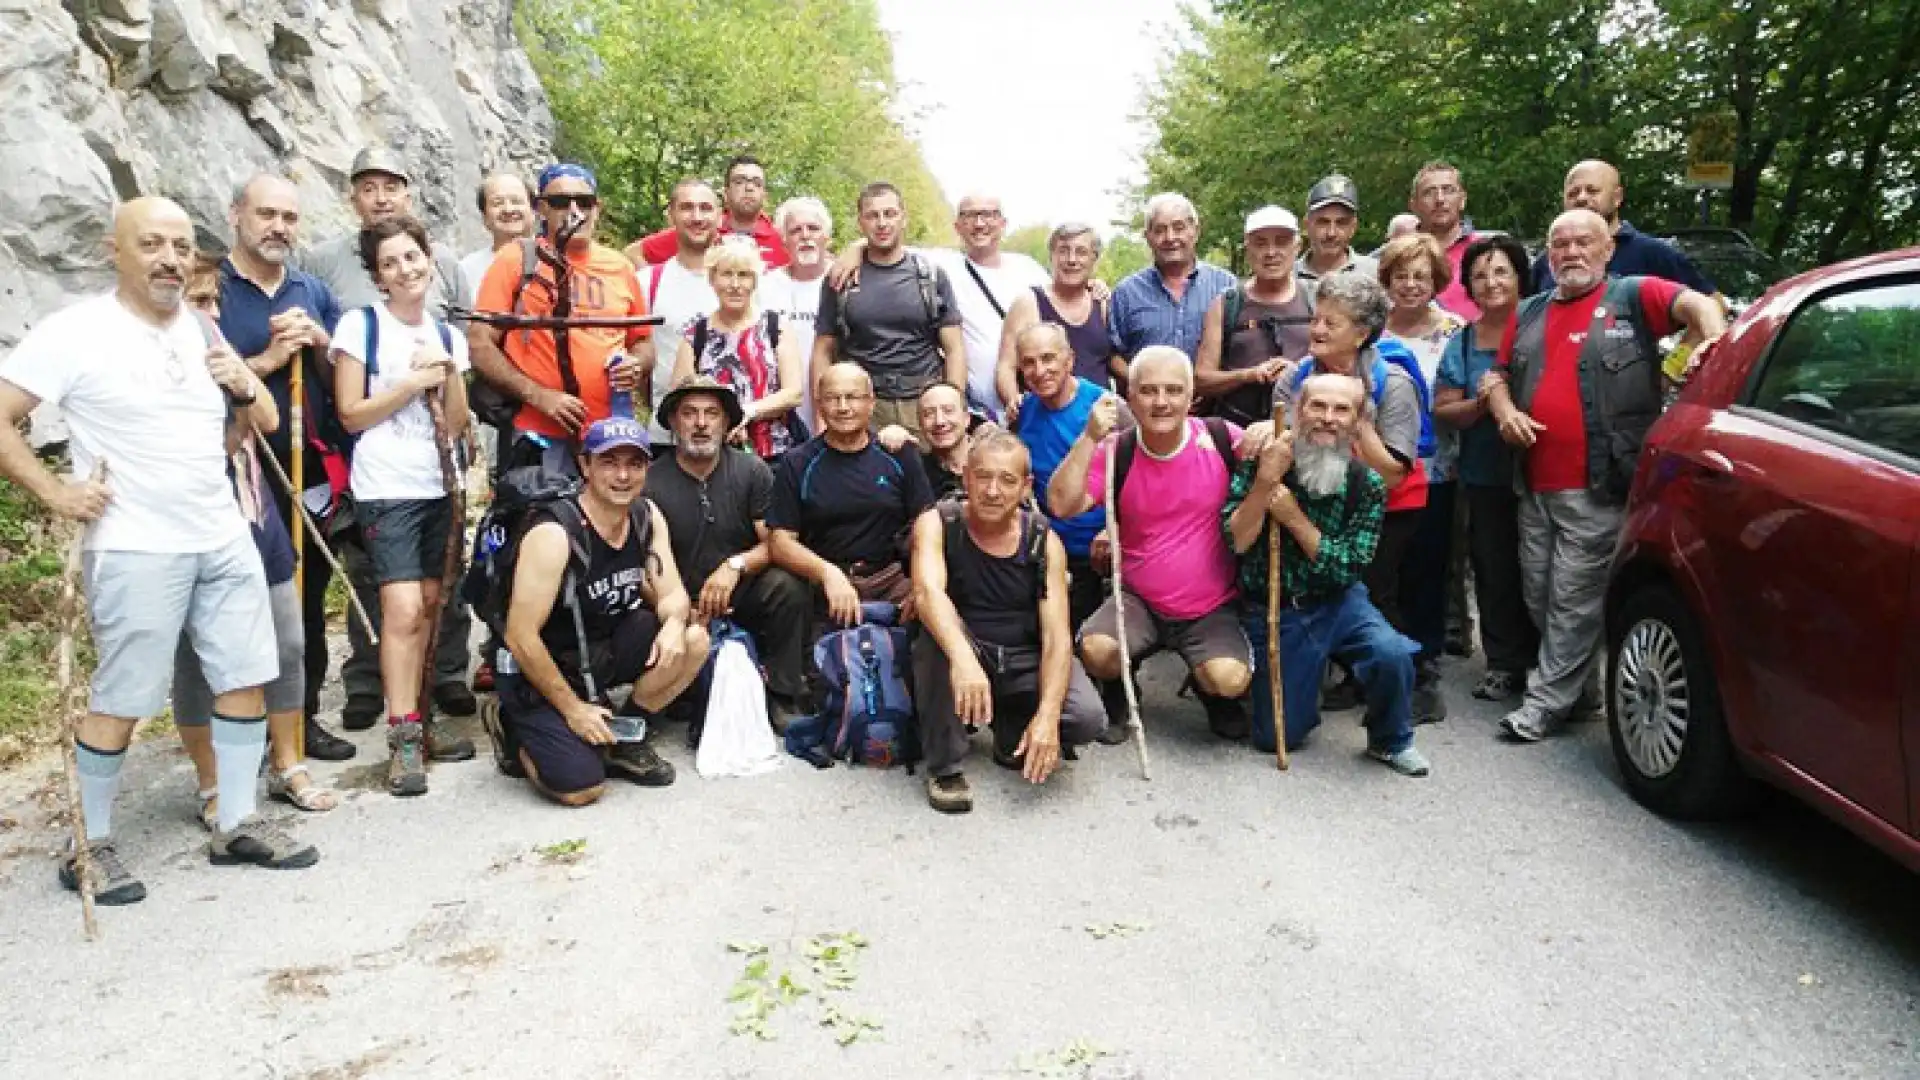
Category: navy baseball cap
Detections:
[{"x1": 582, "y1": 417, "x2": 653, "y2": 458}]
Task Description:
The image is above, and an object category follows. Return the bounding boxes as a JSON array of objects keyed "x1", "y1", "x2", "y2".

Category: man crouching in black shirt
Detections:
[
  {"x1": 910, "y1": 431, "x2": 1108, "y2": 813},
  {"x1": 767, "y1": 363, "x2": 937, "y2": 626},
  {"x1": 497, "y1": 417, "x2": 709, "y2": 806}
]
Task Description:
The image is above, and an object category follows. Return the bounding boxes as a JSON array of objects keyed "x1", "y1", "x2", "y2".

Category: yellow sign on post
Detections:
[{"x1": 1686, "y1": 111, "x2": 1737, "y2": 189}]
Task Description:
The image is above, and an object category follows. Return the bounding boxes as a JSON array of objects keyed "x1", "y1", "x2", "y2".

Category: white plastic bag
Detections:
[{"x1": 695, "y1": 637, "x2": 783, "y2": 778}]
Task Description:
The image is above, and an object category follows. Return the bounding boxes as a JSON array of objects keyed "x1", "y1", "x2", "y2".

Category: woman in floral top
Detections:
[
  {"x1": 1376, "y1": 233, "x2": 1468, "y2": 725},
  {"x1": 670, "y1": 239, "x2": 804, "y2": 459}
]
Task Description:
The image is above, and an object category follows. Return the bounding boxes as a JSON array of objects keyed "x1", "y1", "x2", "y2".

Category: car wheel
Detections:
[{"x1": 1607, "y1": 587, "x2": 1753, "y2": 818}]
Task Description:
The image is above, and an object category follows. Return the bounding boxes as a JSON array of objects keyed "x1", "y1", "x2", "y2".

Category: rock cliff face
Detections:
[{"x1": 0, "y1": 0, "x2": 554, "y2": 352}]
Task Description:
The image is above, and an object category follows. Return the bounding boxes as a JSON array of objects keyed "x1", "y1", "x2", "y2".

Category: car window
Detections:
[{"x1": 1749, "y1": 278, "x2": 1920, "y2": 462}]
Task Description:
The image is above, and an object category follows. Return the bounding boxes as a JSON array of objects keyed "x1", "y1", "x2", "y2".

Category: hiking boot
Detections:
[
  {"x1": 1202, "y1": 693, "x2": 1251, "y2": 742},
  {"x1": 387, "y1": 722, "x2": 429, "y2": 797},
  {"x1": 1367, "y1": 743, "x2": 1432, "y2": 777},
  {"x1": 1499, "y1": 708, "x2": 1549, "y2": 744},
  {"x1": 479, "y1": 699, "x2": 525, "y2": 778},
  {"x1": 1472, "y1": 669, "x2": 1523, "y2": 702},
  {"x1": 426, "y1": 723, "x2": 477, "y2": 764},
  {"x1": 210, "y1": 814, "x2": 320, "y2": 869},
  {"x1": 302, "y1": 717, "x2": 356, "y2": 762},
  {"x1": 605, "y1": 740, "x2": 676, "y2": 787},
  {"x1": 1321, "y1": 677, "x2": 1365, "y2": 712},
  {"x1": 472, "y1": 658, "x2": 496, "y2": 693},
  {"x1": 434, "y1": 681, "x2": 479, "y2": 718},
  {"x1": 926, "y1": 772, "x2": 973, "y2": 814},
  {"x1": 59, "y1": 840, "x2": 146, "y2": 906},
  {"x1": 340, "y1": 694, "x2": 382, "y2": 732}
]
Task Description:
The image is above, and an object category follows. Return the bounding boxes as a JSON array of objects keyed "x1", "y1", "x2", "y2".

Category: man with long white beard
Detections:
[{"x1": 1223, "y1": 373, "x2": 1430, "y2": 775}]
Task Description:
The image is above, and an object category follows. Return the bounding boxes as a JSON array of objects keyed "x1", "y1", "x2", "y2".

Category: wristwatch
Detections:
[{"x1": 727, "y1": 554, "x2": 748, "y2": 575}]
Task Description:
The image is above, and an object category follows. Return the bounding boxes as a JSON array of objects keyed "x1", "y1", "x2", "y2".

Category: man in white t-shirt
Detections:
[
  {"x1": 924, "y1": 193, "x2": 1047, "y2": 421},
  {"x1": 0, "y1": 198, "x2": 319, "y2": 908},
  {"x1": 633, "y1": 178, "x2": 721, "y2": 444},
  {"x1": 459, "y1": 172, "x2": 535, "y2": 306},
  {"x1": 758, "y1": 196, "x2": 833, "y2": 438}
]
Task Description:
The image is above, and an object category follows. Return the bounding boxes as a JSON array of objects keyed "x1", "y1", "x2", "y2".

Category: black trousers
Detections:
[
  {"x1": 1399, "y1": 482, "x2": 1456, "y2": 670},
  {"x1": 911, "y1": 632, "x2": 1107, "y2": 777},
  {"x1": 728, "y1": 567, "x2": 811, "y2": 702},
  {"x1": 1465, "y1": 484, "x2": 1539, "y2": 676},
  {"x1": 1361, "y1": 508, "x2": 1422, "y2": 642}
]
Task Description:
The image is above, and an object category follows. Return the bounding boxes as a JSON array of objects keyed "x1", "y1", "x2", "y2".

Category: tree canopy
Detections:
[
  {"x1": 520, "y1": 0, "x2": 951, "y2": 246},
  {"x1": 1141, "y1": 0, "x2": 1920, "y2": 270}
]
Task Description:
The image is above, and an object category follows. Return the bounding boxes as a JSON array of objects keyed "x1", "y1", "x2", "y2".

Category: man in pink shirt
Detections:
[
  {"x1": 1046, "y1": 346, "x2": 1255, "y2": 740},
  {"x1": 1410, "y1": 161, "x2": 1480, "y2": 321}
]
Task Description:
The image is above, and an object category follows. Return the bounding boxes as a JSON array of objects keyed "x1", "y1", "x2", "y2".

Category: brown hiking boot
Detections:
[
  {"x1": 926, "y1": 772, "x2": 973, "y2": 814},
  {"x1": 388, "y1": 721, "x2": 429, "y2": 797}
]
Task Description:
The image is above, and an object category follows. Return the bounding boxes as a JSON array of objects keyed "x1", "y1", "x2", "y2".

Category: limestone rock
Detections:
[{"x1": 0, "y1": 0, "x2": 555, "y2": 377}]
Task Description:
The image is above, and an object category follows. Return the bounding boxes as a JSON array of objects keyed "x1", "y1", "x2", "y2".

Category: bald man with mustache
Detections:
[
  {"x1": 1531, "y1": 159, "x2": 1719, "y2": 299},
  {"x1": 0, "y1": 198, "x2": 320, "y2": 908}
]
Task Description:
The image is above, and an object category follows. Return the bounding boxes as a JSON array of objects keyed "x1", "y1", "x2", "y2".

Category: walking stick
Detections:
[
  {"x1": 1266, "y1": 399, "x2": 1289, "y2": 772},
  {"x1": 250, "y1": 426, "x2": 379, "y2": 645},
  {"x1": 1104, "y1": 428, "x2": 1151, "y2": 780},
  {"x1": 290, "y1": 356, "x2": 307, "y2": 760},
  {"x1": 416, "y1": 386, "x2": 466, "y2": 751},
  {"x1": 57, "y1": 460, "x2": 107, "y2": 940}
]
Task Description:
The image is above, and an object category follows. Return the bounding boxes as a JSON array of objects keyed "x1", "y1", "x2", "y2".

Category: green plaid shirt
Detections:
[{"x1": 1220, "y1": 457, "x2": 1387, "y2": 606}]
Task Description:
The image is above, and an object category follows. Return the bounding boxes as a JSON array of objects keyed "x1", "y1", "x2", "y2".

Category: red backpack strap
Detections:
[{"x1": 648, "y1": 263, "x2": 666, "y2": 309}]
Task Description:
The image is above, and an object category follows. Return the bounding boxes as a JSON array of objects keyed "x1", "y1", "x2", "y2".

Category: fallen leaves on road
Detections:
[
  {"x1": 1018, "y1": 1038, "x2": 1114, "y2": 1076},
  {"x1": 534, "y1": 837, "x2": 588, "y2": 864},
  {"x1": 1083, "y1": 921, "x2": 1150, "y2": 941},
  {"x1": 725, "y1": 931, "x2": 880, "y2": 1045},
  {"x1": 264, "y1": 964, "x2": 339, "y2": 1001}
]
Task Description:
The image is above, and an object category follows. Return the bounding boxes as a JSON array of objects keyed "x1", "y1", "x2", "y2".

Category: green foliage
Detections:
[
  {"x1": 1018, "y1": 1038, "x2": 1114, "y2": 1077},
  {"x1": 534, "y1": 837, "x2": 588, "y2": 863},
  {"x1": 1096, "y1": 232, "x2": 1153, "y2": 285},
  {"x1": 522, "y1": 0, "x2": 951, "y2": 247},
  {"x1": 1145, "y1": 0, "x2": 1920, "y2": 269},
  {"x1": 0, "y1": 477, "x2": 69, "y2": 761},
  {"x1": 726, "y1": 931, "x2": 879, "y2": 1046},
  {"x1": 1003, "y1": 224, "x2": 1053, "y2": 266}
]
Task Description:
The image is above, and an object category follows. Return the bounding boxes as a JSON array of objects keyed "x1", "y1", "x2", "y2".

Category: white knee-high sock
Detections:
[
  {"x1": 210, "y1": 712, "x2": 267, "y2": 832},
  {"x1": 73, "y1": 740, "x2": 125, "y2": 843}
]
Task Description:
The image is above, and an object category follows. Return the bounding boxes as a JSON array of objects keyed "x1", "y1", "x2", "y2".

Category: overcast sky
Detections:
[{"x1": 875, "y1": 0, "x2": 1192, "y2": 234}]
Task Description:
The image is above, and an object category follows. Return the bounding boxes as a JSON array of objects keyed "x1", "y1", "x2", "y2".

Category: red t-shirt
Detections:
[
  {"x1": 1497, "y1": 277, "x2": 1682, "y2": 492},
  {"x1": 634, "y1": 214, "x2": 790, "y2": 270}
]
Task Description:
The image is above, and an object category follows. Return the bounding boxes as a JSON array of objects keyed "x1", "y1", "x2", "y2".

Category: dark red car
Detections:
[{"x1": 1605, "y1": 247, "x2": 1920, "y2": 872}]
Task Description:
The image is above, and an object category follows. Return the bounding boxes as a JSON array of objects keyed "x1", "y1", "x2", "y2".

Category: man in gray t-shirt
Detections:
[
  {"x1": 296, "y1": 148, "x2": 468, "y2": 319},
  {"x1": 810, "y1": 182, "x2": 965, "y2": 441}
]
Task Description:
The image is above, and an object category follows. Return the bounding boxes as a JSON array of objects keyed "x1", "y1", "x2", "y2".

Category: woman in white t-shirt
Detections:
[{"x1": 330, "y1": 216, "x2": 471, "y2": 797}]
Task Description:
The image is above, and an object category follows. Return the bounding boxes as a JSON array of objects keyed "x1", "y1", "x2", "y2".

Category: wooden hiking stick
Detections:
[
  {"x1": 1104, "y1": 431, "x2": 1151, "y2": 780},
  {"x1": 289, "y1": 354, "x2": 307, "y2": 760},
  {"x1": 250, "y1": 425, "x2": 379, "y2": 645},
  {"x1": 1266, "y1": 399, "x2": 1290, "y2": 772},
  {"x1": 57, "y1": 459, "x2": 107, "y2": 940},
  {"x1": 416, "y1": 386, "x2": 467, "y2": 746}
]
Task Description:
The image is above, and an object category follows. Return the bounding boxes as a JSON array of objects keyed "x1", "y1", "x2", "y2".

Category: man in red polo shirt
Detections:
[
  {"x1": 629, "y1": 155, "x2": 789, "y2": 271},
  {"x1": 1482, "y1": 208, "x2": 1723, "y2": 744}
]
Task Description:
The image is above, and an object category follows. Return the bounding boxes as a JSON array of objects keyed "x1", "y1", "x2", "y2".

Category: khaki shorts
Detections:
[
  {"x1": 870, "y1": 397, "x2": 923, "y2": 443},
  {"x1": 1079, "y1": 590, "x2": 1251, "y2": 673}
]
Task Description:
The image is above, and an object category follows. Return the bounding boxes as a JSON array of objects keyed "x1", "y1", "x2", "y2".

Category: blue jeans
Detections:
[{"x1": 1244, "y1": 584, "x2": 1417, "y2": 755}]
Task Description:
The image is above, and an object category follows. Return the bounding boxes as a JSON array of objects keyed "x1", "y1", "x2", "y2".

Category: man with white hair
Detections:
[
  {"x1": 922, "y1": 192, "x2": 1048, "y2": 420},
  {"x1": 1482, "y1": 208, "x2": 1724, "y2": 743},
  {"x1": 1047, "y1": 346, "x2": 1255, "y2": 741},
  {"x1": 1223, "y1": 373, "x2": 1429, "y2": 775},
  {"x1": 1107, "y1": 192, "x2": 1236, "y2": 367},
  {"x1": 759, "y1": 196, "x2": 833, "y2": 437}
]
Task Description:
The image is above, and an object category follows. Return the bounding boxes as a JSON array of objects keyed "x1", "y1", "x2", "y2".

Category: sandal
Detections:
[
  {"x1": 267, "y1": 765, "x2": 340, "y2": 813},
  {"x1": 196, "y1": 788, "x2": 218, "y2": 833}
]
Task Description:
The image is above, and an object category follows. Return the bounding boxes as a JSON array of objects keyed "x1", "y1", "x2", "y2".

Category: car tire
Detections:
[{"x1": 1607, "y1": 586, "x2": 1754, "y2": 819}]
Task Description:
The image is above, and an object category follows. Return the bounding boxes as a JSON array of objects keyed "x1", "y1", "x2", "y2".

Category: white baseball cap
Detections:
[{"x1": 1243, "y1": 205, "x2": 1300, "y2": 236}]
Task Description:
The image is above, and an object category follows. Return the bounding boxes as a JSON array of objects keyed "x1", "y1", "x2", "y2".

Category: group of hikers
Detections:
[{"x1": 0, "y1": 145, "x2": 1726, "y2": 908}]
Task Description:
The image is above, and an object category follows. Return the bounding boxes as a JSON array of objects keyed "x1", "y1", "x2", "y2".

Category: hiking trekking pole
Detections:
[
  {"x1": 57, "y1": 460, "x2": 107, "y2": 940},
  {"x1": 250, "y1": 426, "x2": 378, "y2": 645},
  {"x1": 289, "y1": 356, "x2": 307, "y2": 760},
  {"x1": 1104, "y1": 432, "x2": 1151, "y2": 780},
  {"x1": 416, "y1": 386, "x2": 467, "y2": 751},
  {"x1": 1266, "y1": 399, "x2": 1289, "y2": 772}
]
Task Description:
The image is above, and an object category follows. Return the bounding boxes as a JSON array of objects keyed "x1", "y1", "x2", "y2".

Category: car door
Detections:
[{"x1": 1692, "y1": 275, "x2": 1920, "y2": 830}]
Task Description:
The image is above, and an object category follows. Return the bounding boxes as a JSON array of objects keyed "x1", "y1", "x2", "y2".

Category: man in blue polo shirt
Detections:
[
  {"x1": 1107, "y1": 192, "x2": 1235, "y2": 368},
  {"x1": 216, "y1": 172, "x2": 355, "y2": 762},
  {"x1": 1532, "y1": 160, "x2": 1718, "y2": 296}
]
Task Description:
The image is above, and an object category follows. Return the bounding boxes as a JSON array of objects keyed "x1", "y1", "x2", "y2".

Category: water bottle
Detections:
[{"x1": 606, "y1": 352, "x2": 635, "y2": 420}]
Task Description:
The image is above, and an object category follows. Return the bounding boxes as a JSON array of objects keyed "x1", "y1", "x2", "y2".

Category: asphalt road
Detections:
[{"x1": 1, "y1": 644, "x2": 1916, "y2": 1079}]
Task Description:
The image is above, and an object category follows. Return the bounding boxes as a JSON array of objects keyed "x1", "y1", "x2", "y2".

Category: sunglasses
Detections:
[{"x1": 543, "y1": 193, "x2": 598, "y2": 210}]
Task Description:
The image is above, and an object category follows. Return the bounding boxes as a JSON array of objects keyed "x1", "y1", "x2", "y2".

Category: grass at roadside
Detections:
[{"x1": 0, "y1": 475, "x2": 73, "y2": 765}]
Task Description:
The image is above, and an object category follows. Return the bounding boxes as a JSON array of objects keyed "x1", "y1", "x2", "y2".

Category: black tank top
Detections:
[
  {"x1": 1033, "y1": 287, "x2": 1111, "y2": 387},
  {"x1": 1218, "y1": 291, "x2": 1313, "y2": 428},
  {"x1": 946, "y1": 513, "x2": 1043, "y2": 649},
  {"x1": 536, "y1": 500, "x2": 653, "y2": 660}
]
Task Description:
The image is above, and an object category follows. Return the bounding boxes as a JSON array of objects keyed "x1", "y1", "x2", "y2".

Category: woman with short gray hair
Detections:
[{"x1": 994, "y1": 221, "x2": 1113, "y2": 407}]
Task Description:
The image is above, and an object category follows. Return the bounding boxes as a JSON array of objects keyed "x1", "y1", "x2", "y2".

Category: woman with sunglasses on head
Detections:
[{"x1": 332, "y1": 215, "x2": 472, "y2": 798}]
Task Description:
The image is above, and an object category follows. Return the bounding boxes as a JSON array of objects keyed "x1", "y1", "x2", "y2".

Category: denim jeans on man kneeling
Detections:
[{"x1": 1244, "y1": 583, "x2": 1417, "y2": 755}]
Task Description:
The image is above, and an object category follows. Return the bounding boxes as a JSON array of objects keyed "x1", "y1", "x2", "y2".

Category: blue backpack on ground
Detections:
[
  {"x1": 785, "y1": 603, "x2": 918, "y2": 770},
  {"x1": 1288, "y1": 338, "x2": 1436, "y2": 459}
]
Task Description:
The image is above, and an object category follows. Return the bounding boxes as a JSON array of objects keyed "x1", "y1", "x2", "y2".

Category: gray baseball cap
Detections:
[
  {"x1": 349, "y1": 147, "x2": 411, "y2": 186},
  {"x1": 1306, "y1": 174, "x2": 1359, "y2": 214}
]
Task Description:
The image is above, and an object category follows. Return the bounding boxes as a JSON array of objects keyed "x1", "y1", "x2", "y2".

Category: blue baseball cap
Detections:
[{"x1": 582, "y1": 417, "x2": 652, "y2": 458}]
